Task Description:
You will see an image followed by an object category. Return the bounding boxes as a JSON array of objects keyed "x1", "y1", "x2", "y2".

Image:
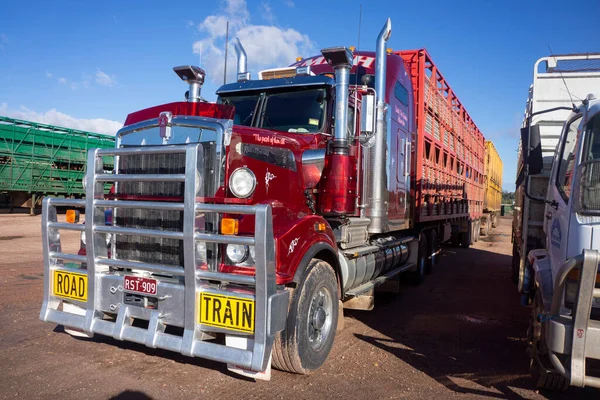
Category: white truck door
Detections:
[{"x1": 546, "y1": 114, "x2": 583, "y2": 283}]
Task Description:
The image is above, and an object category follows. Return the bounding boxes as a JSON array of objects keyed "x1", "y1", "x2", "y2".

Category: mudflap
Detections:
[{"x1": 226, "y1": 335, "x2": 272, "y2": 381}]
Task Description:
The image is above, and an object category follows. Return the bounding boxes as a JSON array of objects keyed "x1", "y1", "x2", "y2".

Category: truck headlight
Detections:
[
  {"x1": 229, "y1": 167, "x2": 256, "y2": 198},
  {"x1": 226, "y1": 244, "x2": 249, "y2": 264}
]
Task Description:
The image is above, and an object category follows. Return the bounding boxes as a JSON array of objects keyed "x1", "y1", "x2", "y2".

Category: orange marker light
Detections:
[
  {"x1": 221, "y1": 218, "x2": 239, "y2": 235},
  {"x1": 315, "y1": 223, "x2": 327, "y2": 232},
  {"x1": 66, "y1": 209, "x2": 79, "y2": 223}
]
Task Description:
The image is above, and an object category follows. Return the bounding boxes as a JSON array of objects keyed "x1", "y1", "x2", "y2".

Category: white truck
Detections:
[{"x1": 513, "y1": 53, "x2": 600, "y2": 390}]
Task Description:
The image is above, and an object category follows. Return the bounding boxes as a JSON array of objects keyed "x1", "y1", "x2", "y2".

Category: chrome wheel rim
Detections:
[{"x1": 307, "y1": 287, "x2": 333, "y2": 350}]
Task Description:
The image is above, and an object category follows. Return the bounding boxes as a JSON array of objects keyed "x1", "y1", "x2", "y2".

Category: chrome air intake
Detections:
[
  {"x1": 321, "y1": 47, "x2": 353, "y2": 152},
  {"x1": 365, "y1": 18, "x2": 392, "y2": 233},
  {"x1": 173, "y1": 65, "x2": 206, "y2": 102},
  {"x1": 234, "y1": 38, "x2": 250, "y2": 82}
]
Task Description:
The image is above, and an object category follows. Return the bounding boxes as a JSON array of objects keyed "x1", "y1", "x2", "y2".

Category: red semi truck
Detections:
[{"x1": 40, "y1": 19, "x2": 487, "y2": 378}]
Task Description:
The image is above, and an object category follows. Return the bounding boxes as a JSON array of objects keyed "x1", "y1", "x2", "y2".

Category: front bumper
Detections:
[
  {"x1": 40, "y1": 144, "x2": 289, "y2": 372},
  {"x1": 533, "y1": 249, "x2": 600, "y2": 388}
]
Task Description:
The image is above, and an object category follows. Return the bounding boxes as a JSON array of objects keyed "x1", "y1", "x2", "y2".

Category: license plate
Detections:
[
  {"x1": 53, "y1": 270, "x2": 87, "y2": 302},
  {"x1": 124, "y1": 275, "x2": 157, "y2": 295},
  {"x1": 199, "y1": 293, "x2": 255, "y2": 333}
]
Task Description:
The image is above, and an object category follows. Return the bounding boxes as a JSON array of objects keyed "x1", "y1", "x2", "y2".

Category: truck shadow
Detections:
[
  {"x1": 347, "y1": 242, "x2": 598, "y2": 399},
  {"x1": 52, "y1": 325, "x2": 253, "y2": 381}
]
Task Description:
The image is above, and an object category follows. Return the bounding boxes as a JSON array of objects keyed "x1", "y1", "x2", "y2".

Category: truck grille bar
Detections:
[{"x1": 40, "y1": 141, "x2": 289, "y2": 372}]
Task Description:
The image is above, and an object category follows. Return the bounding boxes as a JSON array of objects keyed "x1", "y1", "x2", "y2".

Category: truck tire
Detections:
[
  {"x1": 528, "y1": 292, "x2": 569, "y2": 391},
  {"x1": 272, "y1": 259, "x2": 338, "y2": 374},
  {"x1": 511, "y1": 240, "x2": 519, "y2": 284},
  {"x1": 480, "y1": 218, "x2": 489, "y2": 236},
  {"x1": 492, "y1": 214, "x2": 498, "y2": 228},
  {"x1": 408, "y1": 233, "x2": 427, "y2": 284},
  {"x1": 470, "y1": 220, "x2": 478, "y2": 245},
  {"x1": 426, "y1": 229, "x2": 438, "y2": 274}
]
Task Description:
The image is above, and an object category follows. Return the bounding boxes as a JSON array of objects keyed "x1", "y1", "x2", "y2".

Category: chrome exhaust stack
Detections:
[
  {"x1": 365, "y1": 18, "x2": 392, "y2": 233},
  {"x1": 173, "y1": 65, "x2": 206, "y2": 102},
  {"x1": 234, "y1": 38, "x2": 250, "y2": 82}
]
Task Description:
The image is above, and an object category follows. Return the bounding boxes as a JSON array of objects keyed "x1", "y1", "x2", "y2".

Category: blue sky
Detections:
[{"x1": 1, "y1": 0, "x2": 599, "y2": 191}]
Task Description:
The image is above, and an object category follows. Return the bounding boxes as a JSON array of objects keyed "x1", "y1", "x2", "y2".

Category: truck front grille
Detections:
[{"x1": 113, "y1": 144, "x2": 218, "y2": 268}]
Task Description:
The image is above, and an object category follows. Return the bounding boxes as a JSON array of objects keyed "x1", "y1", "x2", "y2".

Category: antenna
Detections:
[
  {"x1": 355, "y1": 4, "x2": 362, "y2": 87},
  {"x1": 199, "y1": 43, "x2": 202, "y2": 68},
  {"x1": 224, "y1": 21, "x2": 229, "y2": 85},
  {"x1": 548, "y1": 45, "x2": 576, "y2": 108}
]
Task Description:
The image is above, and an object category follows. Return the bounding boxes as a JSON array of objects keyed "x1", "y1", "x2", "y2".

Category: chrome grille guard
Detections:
[{"x1": 40, "y1": 143, "x2": 289, "y2": 372}]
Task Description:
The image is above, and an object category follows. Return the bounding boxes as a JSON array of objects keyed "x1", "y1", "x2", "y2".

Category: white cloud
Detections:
[
  {"x1": 0, "y1": 103, "x2": 122, "y2": 135},
  {"x1": 261, "y1": 2, "x2": 274, "y2": 25},
  {"x1": 95, "y1": 69, "x2": 116, "y2": 87},
  {"x1": 46, "y1": 71, "x2": 53, "y2": 78},
  {"x1": 282, "y1": 0, "x2": 294, "y2": 7},
  {"x1": 192, "y1": 0, "x2": 314, "y2": 84},
  {"x1": 58, "y1": 77, "x2": 67, "y2": 84}
]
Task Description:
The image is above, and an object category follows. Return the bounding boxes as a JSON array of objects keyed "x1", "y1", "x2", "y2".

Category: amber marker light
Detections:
[
  {"x1": 315, "y1": 223, "x2": 327, "y2": 232},
  {"x1": 221, "y1": 218, "x2": 239, "y2": 235},
  {"x1": 66, "y1": 209, "x2": 79, "y2": 223}
]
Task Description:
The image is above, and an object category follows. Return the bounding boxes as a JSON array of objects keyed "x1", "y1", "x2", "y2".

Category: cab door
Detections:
[{"x1": 545, "y1": 114, "x2": 582, "y2": 280}]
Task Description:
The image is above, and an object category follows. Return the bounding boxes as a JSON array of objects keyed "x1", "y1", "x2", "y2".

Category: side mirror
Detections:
[{"x1": 521, "y1": 125, "x2": 543, "y2": 175}]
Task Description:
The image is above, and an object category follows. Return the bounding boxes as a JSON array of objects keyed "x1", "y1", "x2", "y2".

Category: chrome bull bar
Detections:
[
  {"x1": 40, "y1": 144, "x2": 289, "y2": 372},
  {"x1": 543, "y1": 249, "x2": 600, "y2": 388}
]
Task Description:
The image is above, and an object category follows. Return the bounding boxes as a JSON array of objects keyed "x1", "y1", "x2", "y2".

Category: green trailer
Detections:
[{"x1": 0, "y1": 116, "x2": 115, "y2": 213}]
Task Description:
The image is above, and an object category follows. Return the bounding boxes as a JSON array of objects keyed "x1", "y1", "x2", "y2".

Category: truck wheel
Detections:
[
  {"x1": 408, "y1": 233, "x2": 427, "y2": 284},
  {"x1": 469, "y1": 221, "x2": 476, "y2": 245},
  {"x1": 528, "y1": 293, "x2": 569, "y2": 391},
  {"x1": 480, "y1": 218, "x2": 489, "y2": 236},
  {"x1": 272, "y1": 259, "x2": 338, "y2": 374},
  {"x1": 511, "y1": 240, "x2": 519, "y2": 284},
  {"x1": 426, "y1": 229, "x2": 438, "y2": 274},
  {"x1": 492, "y1": 214, "x2": 498, "y2": 228}
]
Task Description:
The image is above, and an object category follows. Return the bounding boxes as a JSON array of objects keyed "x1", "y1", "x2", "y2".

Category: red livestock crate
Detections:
[{"x1": 396, "y1": 49, "x2": 486, "y2": 223}]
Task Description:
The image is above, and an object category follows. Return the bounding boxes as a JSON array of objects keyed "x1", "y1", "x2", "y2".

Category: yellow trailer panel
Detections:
[{"x1": 484, "y1": 140, "x2": 502, "y2": 212}]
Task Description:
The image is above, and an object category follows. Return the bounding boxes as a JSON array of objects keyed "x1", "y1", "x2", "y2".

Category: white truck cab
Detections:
[{"x1": 526, "y1": 94, "x2": 600, "y2": 390}]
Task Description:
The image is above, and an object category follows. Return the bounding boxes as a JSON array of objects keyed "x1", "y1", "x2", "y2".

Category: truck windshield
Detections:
[
  {"x1": 583, "y1": 114, "x2": 600, "y2": 161},
  {"x1": 219, "y1": 88, "x2": 327, "y2": 133},
  {"x1": 219, "y1": 94, "x2": 259, "y2": 126}
]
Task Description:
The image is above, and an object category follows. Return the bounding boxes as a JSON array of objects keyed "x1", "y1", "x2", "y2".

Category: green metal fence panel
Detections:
[{"x1": 0, "y1": 116, "x2": 116, "y2": 196}]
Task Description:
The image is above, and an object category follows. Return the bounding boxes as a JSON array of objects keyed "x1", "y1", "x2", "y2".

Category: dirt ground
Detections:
[{"x1": 0, "y1": 213, "x2": 598, "y2": 399}]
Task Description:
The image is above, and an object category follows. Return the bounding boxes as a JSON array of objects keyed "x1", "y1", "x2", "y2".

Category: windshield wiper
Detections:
[
  {"x1": 261, "y1": 112, "x2": 274, "y2": 128},
  {"x1": 240, "y1": 111, "x2": 254, "y2": 126}
]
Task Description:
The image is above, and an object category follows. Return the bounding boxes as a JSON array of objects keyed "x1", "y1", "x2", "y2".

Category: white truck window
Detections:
[{"x1": 556, "y1": 115, "x2": 582, "y2": 201}]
